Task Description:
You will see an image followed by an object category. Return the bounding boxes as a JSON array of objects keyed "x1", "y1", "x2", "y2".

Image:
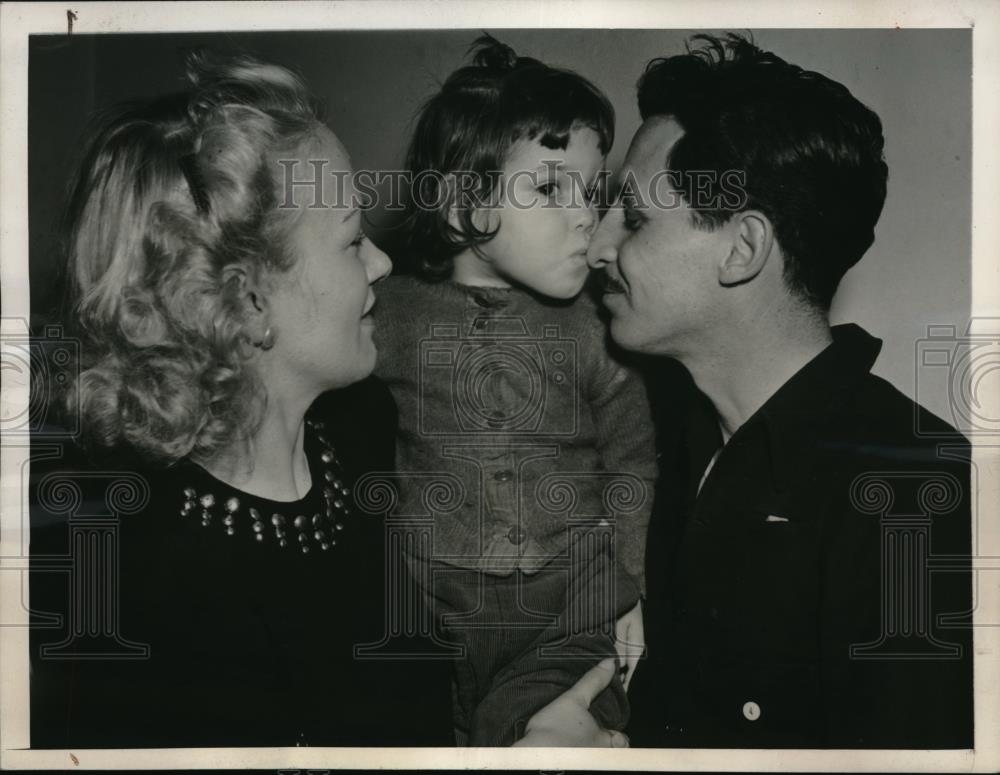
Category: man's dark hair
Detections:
[{"x1": 637, "y1": 33, "x2": 888, "y2": 310}]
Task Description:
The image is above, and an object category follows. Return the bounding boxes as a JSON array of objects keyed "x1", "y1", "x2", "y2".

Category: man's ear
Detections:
[
  {"x1": 223, "y1": 265, "x2": 272, "y2": 347},
  {"x1": 718, "y1": 210, "x2": 774, "y2": 287}
]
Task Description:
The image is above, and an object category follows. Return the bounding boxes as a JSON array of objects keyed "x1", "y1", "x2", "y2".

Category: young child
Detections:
[{"x1": 374, "y1": 36, "x2": 656, "y2": 746}]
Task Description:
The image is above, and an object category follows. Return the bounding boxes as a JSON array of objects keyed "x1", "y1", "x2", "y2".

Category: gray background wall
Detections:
[{"x1": 28, "y1": 29, "x2": 971, "y2": 422}]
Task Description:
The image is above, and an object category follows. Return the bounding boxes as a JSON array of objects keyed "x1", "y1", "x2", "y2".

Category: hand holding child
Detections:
[
  {"x1": 514, "y1": 659, "x2": 630, "y2": 747},
  {"x1": 614, "y1": 600, "x2": 645, "y2": 691}
]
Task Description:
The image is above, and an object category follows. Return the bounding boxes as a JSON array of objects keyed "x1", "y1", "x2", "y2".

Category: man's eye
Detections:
[
  {"x1": 623, "y1": 209, "x2": 643, "y2": 232},
  {"x1": 350, "y1": 233, "x2": 366, "y2": 248}
]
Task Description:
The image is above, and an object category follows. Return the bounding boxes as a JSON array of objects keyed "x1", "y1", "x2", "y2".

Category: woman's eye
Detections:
[
  {"x1": 537, "y1": 181, "x2": 559, "y2": 197},
  {"x1": 350, "y1": 233, "x2": 366, "y2": 249},
  {"x1": 623, "y1": 209, "x2": 643, "y2": 232}
]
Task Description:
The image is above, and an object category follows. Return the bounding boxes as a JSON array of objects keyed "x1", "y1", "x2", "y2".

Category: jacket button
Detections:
[
  {"x1": 507, "y1": 527, "x2": 527, "y2": 545},
  {"x1": 742, "y1": 701, "x2": 761, "y2": 721},
  {"x1": 493, "y1": 469, "x2": 513, "y2": 482}
]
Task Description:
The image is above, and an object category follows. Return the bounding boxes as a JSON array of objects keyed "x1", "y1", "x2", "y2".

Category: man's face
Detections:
[{"x1": 588, "y1": 115, "x2": 732, "y2": 357}]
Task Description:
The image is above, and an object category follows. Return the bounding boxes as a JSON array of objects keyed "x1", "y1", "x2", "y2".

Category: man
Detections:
[{"x1": 584, "y1": 34, "x2": 973, "y2": 748}]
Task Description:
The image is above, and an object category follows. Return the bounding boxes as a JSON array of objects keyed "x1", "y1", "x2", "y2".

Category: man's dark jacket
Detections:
[{"x1": 628, "y1": 324, "x2": 974, "y2": 748}]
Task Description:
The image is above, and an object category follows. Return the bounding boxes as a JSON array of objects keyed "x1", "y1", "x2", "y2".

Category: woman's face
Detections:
[{"x1": 265, "y1": 126, "x2": 391, "y2": 394}]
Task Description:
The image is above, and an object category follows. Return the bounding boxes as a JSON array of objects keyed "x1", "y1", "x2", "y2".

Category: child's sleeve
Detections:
[{"x1": 583, "y1": 320, "x2": 658, "y2": 597}]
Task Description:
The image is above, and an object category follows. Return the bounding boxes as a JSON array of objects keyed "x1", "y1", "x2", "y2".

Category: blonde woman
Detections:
[{"x1": 30, "y1": 54, "x2": 451, "y2": 747}]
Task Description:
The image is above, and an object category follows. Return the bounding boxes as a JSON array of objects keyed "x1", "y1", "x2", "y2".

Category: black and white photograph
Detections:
[{"x1": 1, "y1": 1, "x2": 998, "y2": 771}]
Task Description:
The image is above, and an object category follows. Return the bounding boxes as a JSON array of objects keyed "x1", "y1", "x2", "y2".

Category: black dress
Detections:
[{"x1": 30, "y1": 378, "x2": 453, "y2": 748}]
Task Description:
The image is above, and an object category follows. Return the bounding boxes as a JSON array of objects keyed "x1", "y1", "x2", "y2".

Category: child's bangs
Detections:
[{"x1": 504, "y1": 72, "x2": 614, "y2": 156}]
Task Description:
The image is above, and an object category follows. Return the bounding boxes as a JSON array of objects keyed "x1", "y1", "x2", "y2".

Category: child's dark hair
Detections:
[{"x1": 404, "y1": 34, "x2": 614, "y2": 280}]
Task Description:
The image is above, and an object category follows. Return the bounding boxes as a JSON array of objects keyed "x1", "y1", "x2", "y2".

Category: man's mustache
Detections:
[{"x1": 599, "y1": 270, "x2": 627, "y2": 294}]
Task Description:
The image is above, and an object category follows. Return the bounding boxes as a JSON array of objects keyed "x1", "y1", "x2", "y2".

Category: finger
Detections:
[
  {"x1": 614, "y1": 622, "x2": 644, "y2": 654},
  {"x1": 621, "y1": 660, "x2": 635, "y2": 692},
  {"x1": 614, "y1": 616, "x2": 628, "y2": 643},
  {"x1": 564, "y1": 658, "x2": 617, "y2": 706},
  {"x1": 616, "y1": 638, "x2": 644, "y2": 656},
  {"x1": 629, "y1": 645, "x2": 642, "y2": 676},
  {"x1": 609, "y1": 730, "x2": 630, "y2": 748},
  {"x1": 614, "y1": 635, "x2": 629, "y2": 663}
]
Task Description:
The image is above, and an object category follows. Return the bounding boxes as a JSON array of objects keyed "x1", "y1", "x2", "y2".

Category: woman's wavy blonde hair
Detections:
[{"x1": 64, "y1": 53, "x2": 321, "y2": 464}]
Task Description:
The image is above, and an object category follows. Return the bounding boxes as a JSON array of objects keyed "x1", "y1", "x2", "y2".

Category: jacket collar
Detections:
[
  {"x1": 754, "y1": 323, "x2": 882, "y2": 494},
  {"x1": 681, "y1": 323, "x2": 883, "y2": 504}
]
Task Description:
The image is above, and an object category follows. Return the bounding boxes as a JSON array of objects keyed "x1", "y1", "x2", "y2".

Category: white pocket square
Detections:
[{"x1": 765, "y1": 514, "x2": 790, "y2": 523}]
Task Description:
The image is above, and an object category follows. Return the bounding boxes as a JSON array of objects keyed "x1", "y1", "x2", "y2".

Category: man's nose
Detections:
[
  {"x1": 587, "y1": 205, "x2": 623, "y2": 269},
  {"x1": 364, "y1": 239, "x2": 392, "y2": 283}
]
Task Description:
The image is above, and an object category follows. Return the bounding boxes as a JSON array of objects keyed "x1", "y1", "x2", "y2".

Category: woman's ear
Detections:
[
  {"x1": 223, "y1": 265, "x2": 274, "y2": 349},
  {"x1": 718, "y1": 210, "x2": 774, "y2": 287}
]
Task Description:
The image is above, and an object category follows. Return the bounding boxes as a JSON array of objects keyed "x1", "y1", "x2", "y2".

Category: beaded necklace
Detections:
[{"x1": 178, "y1": 419, "x2": 350, "y2": 554}]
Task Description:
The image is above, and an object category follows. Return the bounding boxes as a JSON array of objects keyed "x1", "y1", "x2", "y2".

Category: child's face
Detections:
[{"x1": 471, "y1": 126, "x2": 603, "y2": 299}]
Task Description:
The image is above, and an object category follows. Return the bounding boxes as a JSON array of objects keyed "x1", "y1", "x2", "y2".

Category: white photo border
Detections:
[{"x1": 2, "y1": 1, "x2": 998, "y2": 771}]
